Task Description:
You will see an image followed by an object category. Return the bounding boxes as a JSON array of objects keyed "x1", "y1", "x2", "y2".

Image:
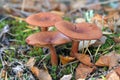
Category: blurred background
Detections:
[{"x1": 0, "y1": 0, "x2": 120, "y2": 17}]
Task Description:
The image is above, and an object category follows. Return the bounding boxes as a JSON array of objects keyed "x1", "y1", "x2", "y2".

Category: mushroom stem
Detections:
[
  {"x1": 41, "y1": 27, "x2": 48, "y2": 31},
  {"x1": 48, "y1": 45, "x2": 58, "y2": 66},
  {"x1": 70, "y1": 40, "x2": 79, "y2": 57}
]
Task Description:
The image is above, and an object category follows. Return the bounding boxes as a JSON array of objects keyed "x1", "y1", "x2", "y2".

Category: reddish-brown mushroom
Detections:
[
  {"x1": 26, "y1": 12, "x2": 62, "y2": 31},
  {"x1": 26, "y1": 31, "x2": 71, "y2": 66},
  {"x1": 55, "y1": 21, "x2": 102, "y2": 56}
]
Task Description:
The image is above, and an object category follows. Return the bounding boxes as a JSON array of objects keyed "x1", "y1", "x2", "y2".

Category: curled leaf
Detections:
[
  {"x1": 75, "y1": 54, "x2": 94, "y2": 67},
  {"x1": 50, "y1": 11, "x2": 64, "y2": 17},
  {"x1": 114, "y1": 66, "x2": 120, "y2": 76},
  {"x1": 60, "y1": 55, "x2": 75, "y2": 65},
  {"x1": 31, "y1": 67, "x2": 52, "y2": 80},
  {"x1": 113, "y1": 37, "x2": 120, "y2": 43},
  {"x1": 26, "y1": 57, "x2": 36, "y2": 68},
  {"x1": 95, "y1": 51, "x2": 120, "y2": 69},
  {"x1": 75, "y1": 64, "x2": 95, "y2": 79},
  {"x1": 106, "y1": 71, "x2": 120, "y2": 80}
]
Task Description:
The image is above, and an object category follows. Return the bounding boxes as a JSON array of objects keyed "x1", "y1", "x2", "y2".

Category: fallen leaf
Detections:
[
  {"x1": 0, "y1": 69, "x2": 6, "y2": 78},
  {"x1": 60, "y1": 74, "x2": 72, "y2": 80},
  {"x1": 113, "y1": 37, "x2": 120, "y2": 43},
  {"x1": 26, "y1": 57, "x2": 36, "y2": 68},
  {"x1": 75, "y1": 64, "x2": 95, "y2": 79},
  {"x1": 59, "y1": 55, "x2": 75, "y2": 65},
  {"x1": 52, "y1": 3, "x2": 68, "y2": 12},
  {"x1": 72, "y1": 1, "x2": 86, "y2": 9},
  {"x1": 5, "y1": 72, "x2": 7, "y2": 80},
  {"x1": 50, "y1": 11, "x2": 64, "y2": 17},
  {"x1": 89, "y1": 4, "x2": 102, "y2": 10},
  {"x1": 31, "y1": 67, "x2": 52, "y2": 80},
  {"x1": 38, "y1": 69, "x2": 52, "y2": 80},
  {"x1": 95, "y1": 51, "x2": 120, "y2": 69},
  {"x1": 75, "y1": 54, "x2": 94, "y2": 67},
  {"x1": 114, "y1": 66, "x2": 120, "y2": 76},
  {"x1": 106, "y1": 71, "x2": 120, "y2": 80},
  {"x1": 91, "y1": 14, "x2": 108, "y2": 29},
  {"x1": 31, "y1": 67, "x2": 40, "y2": 77}
]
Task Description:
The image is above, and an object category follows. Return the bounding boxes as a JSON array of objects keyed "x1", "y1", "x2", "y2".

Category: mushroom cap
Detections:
[
  {"x1": 55, "y1": 21, "x2": 102, "y2": 40},
  {"x1": 26, "y1": 12, "x2": 62, "y2": 27},
  {"x1": 26, "y1": 31, "x2": 71, "y2": 47}
]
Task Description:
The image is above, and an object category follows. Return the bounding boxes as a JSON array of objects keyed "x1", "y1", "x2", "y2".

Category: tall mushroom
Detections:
[
  {"x1": 26, "y1": 12, "x2": 62, "y2": 31},
  {"x1": 55, "y1": 21, "x2": 102, "y2": 57},
  {"x1": 26, "y1": 31, "x2": 71, "y2": 66}
]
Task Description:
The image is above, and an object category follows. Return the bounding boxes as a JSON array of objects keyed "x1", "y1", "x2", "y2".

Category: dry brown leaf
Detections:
[
  {"x1": 89, "y1": 4, "x2": 102, "y2": 10},
  {"x1": 5, "y1": 72, "x2": 7, "y2": 80},
  {"x1": 106, "y1": 71, "x2": 120, "y2": 80},
  {"x1": 114, "y1": 66, "x2": 120, "y2": 76},
  {"x1": 26, "y1": 57, "x2": 36, "y2": 68},
  {"x1": 31, "y1": 67, "x2": 40, "y2": 77},
  {"x1": 95, "y1": 51, "x2": 120, "y2": 69},
  {"x1": 31, "y1": 67, "x2": 52, "y2": 80},
  {"x1": 52, "y1": 3, "x2": 68, "y2": 12},
  {"x1": 95, "y1": 56, "x2": 110, "y2": 66},
  {"x1": 60, "y1": 55, "x2": 75, "y2": 65},
  {"x1": 50, "y1": 11, "x2": 64, "y2": 17},
  {"x1": 113, "y1": 37, "x2": 120, "y2": 43},
  {"x1": 0, "y1": 69, "x2": 6, "y2": 78},
  {"x1": 38, "y1": 69, "x2": 52, "y2": 80},
  {"x1": 75, "y1": 54, "x2": 94, "y2": 67},
  {"x1": 91, "y1": 14, "x2": 108, "y2": 29},
  {"x1": 75, "y1": 64, "x2": 95, "y2": 80}
]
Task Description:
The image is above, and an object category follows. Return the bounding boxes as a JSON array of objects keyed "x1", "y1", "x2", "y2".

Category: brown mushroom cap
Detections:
[
  {"x1": 26, "y1": 31, "x2": 71, "y2": 47},
  {"x1": 26, "y1": 12, "x2": 62, "y2": 27},
  {"x1": 55, "y1": 21, "x2": 102, "y2": 40}
]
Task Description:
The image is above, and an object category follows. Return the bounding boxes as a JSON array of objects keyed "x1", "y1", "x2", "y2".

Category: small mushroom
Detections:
[
  {"x1": 26, "y1": 31, "x2": 71, "y2": 66},
  {"x1": 26, "y1": 12, "x2": 62, "y2": 31},
  {"x1": 55, "y1": 21, "x2": 102, "y2": 56}
]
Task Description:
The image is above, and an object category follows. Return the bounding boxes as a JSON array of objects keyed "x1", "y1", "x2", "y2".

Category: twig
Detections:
[
  {"x1": 0, "y1": 16, "x2": 9, "y2": 23},
  {"x1": 94, "y1": 45, "x2": 101, "y2": 62},
  {"x1": 87, "y1": 48, "x2": 94, "y2": 62},
  {"x1": 38, "y1": 53, "x2": 50, "y2": 66},
  {"x1": 62, "y1": 60, "x2": 79, "y2": 67},
  {"x1": 21, "y1": 0, "x2": 26, "y2": 12},
  {"x1": 86, "y1": 0, "x2": 120, "y2": 8}
]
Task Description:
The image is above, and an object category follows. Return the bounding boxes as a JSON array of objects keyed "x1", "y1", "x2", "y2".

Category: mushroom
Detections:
[
  {"x1": 26, "y1": 12, "x2": 62, "y2": 31},
  {"x1": 55, "y1": 21, "x2": 102, "y2": 57},
  {"x1": 26, "y1": 31, "x2": 71, "y2": 66}
]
